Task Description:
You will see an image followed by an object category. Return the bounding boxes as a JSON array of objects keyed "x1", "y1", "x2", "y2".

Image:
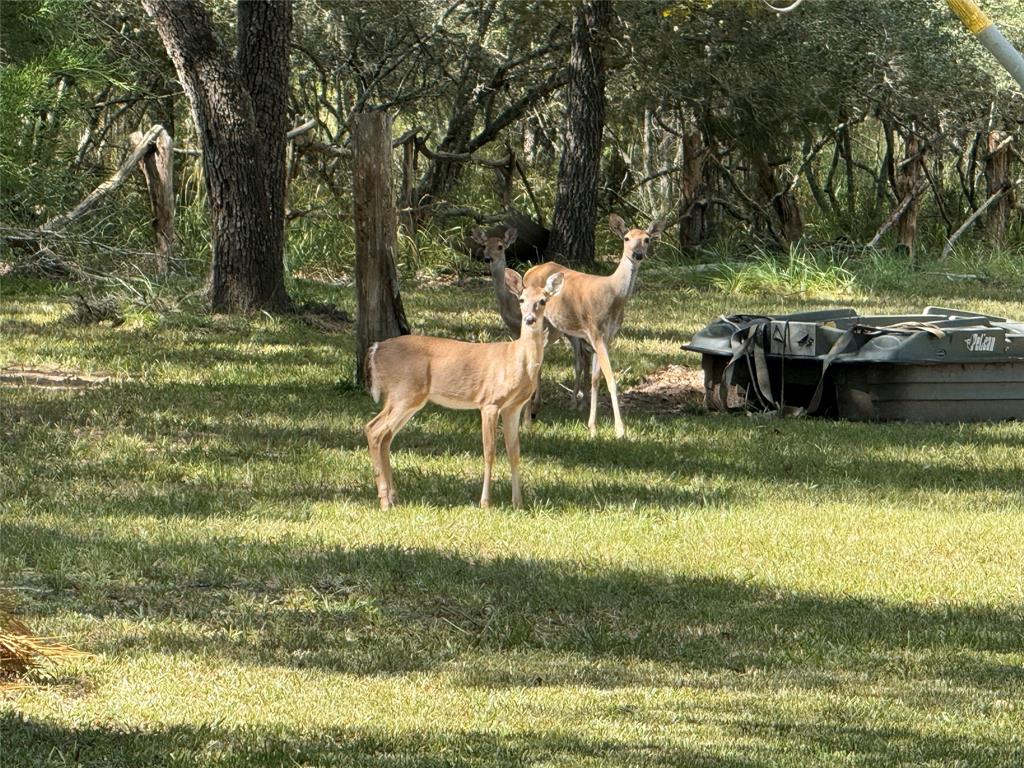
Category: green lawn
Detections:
[{"x1": 2, "y1": 268, "x2": 1023, "y2": 767}]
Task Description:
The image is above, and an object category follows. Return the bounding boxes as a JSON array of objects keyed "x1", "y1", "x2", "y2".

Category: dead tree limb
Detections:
[
  {"x1": 867, "y1": 179, "x2": 928, "y2": 247},
  {"x1": 130, "y1": 126, "x2": 175, "y2": 275},
  {"x1": 942, "y1": 183, "x2": 1013, "y2": 258},
  {"x1": 38, "y1": 124, "x2": 165, "y2": 235}
]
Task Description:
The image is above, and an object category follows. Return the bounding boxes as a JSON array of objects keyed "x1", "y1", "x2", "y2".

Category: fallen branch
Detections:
[
  {"x1": 867, "y1": 179, "x2": 928, "y2": 247},
  {"x1": 286, "y1": 117, "x2": 317, "y2": 139},
  {"x1": 942, "y1": 184, "x2": 1013, "y2": 258},
  {"x1": 38, "y1": 124, "x2": 165, "y2": 235}
]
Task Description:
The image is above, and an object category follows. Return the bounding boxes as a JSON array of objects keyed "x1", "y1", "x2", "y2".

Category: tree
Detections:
[
  {"x1": 141, "y1": 0, "x2": 292, "y2": 312},
  {"x1": 545, "y1": 0, "x2": 612, "y2": 268},
  {"x1": 353, "y1": 112, "x2": 410, "y2": 386}
]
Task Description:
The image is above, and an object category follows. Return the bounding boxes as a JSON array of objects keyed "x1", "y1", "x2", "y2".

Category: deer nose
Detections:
[{"x1": 524, "y1": 315, "x2": 536, "y2": 326}]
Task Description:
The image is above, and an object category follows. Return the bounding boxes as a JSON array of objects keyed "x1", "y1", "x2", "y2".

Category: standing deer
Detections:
[
  {"x1": 364, "y1": 272, "x2": 564, "y2": 510},
  {"x1": 471, "y1": 226, "x2": 591, "y2": 419},
  {"x1": 523, "y1": 214, "x2": 665, "y2": 439}
]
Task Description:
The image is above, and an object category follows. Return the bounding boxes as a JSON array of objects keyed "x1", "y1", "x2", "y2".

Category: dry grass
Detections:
[{"x1": 0, "y1": 595, "x2": 89, "y2": 687}]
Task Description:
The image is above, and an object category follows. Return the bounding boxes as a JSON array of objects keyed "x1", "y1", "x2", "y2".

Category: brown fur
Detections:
[
  {"x1": 523, "y1": 214, "x2": 665, "y2": 438},
  {"x1": 364, "y1": 275, "x2": 563, "y2": 510}
]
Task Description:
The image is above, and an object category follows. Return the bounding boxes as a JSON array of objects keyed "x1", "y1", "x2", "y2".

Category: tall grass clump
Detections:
[
  {"x1": 396, "y1": 221, "x2": 477, "y2": 280},
  {"x1": 943, "y1": 242, "x2": 1024, "y2": 287},
  {"x1": 710, "y1": 246, "x2": 856, "y2": 297}
]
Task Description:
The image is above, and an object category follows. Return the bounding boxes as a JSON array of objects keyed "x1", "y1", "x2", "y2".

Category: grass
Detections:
[
  {"x1": 706, "y1": 247, "x2": 856, "y2": 297},
  {"x1": 1, "y1": 257, "x2": 1023, "y2": 767}
]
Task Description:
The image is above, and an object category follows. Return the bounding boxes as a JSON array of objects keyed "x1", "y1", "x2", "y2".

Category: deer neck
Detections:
[
  {"x1": 488, "y1": 261, "x2": 507, "y2": 295},
  {"x1": 609, "y1": 250, "x2": 640, "y2": 298},
  {"x1": 514, "y1": 323, "x2": 546, "y2": 376}
]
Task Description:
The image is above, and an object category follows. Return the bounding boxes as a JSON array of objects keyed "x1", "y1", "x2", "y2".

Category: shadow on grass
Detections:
[
  {"x1": 1, "y1": 712, "x2": 766, "y2": 768},
  {"x1": 6, "y1": 515, "x2": 1023, "y2": 691},
  {"x1": 6, "y1": 373, "x2": 1024, "y2": 514}
]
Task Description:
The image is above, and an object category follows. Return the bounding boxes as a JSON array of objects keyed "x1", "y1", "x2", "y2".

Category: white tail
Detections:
[
  {"x1": 523, "y1": 214, "x2": 665, "y2": 439},
  {"x1": 366, "y1": 342, "x2": 382, "y2": 403},
  {"x1": 364, "y1": 272, "x2": 564, "y2": 510}
]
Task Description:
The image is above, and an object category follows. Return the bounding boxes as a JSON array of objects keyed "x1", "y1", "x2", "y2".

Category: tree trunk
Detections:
[
  {"x1": 678, "y1": 129, "x2": 707, "y2": 250},
  {"x1": 353, "y1": 112, "x2": 411, "y2": 386},
  {"x1": 142, "y1": 0, "x2": 291, "y2": 312},
  {"x1": 130, "y1": 127, "x2": 175, "y2": 275},
  {"x1": 399, "y1": 134, "x2": 418, "y2": 236},
  {"x1": 895, "y1": 132, "x2": 923, "y2": 258},
  {"x1": 985, "y1": 130, "x2": 1012, "y2": 243},
  {"x1": 545, "y1": 0, "x2": 611, "y2": 268},
  {"x1": 755, "y1": 155, "x2": 803, "y2": 244},
  {"x1": 238, "y1": 0, "x2": 292, "y2": 288},
  {"x1": 840, "y1": 122, "x2": 855, "y2": 217}
]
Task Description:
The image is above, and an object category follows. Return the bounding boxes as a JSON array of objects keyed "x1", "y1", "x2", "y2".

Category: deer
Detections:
[
  {"x1": 471, "y1": 225, "x2": 592, "y2": 421},
  {"x1": 522, "y1": 214, "x2": 665, "y2": 439},
  {"x1": 364, "y1": 272, "x2": 564, "y2": 510}
]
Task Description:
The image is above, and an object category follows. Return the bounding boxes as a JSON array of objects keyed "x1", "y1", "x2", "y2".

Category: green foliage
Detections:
[{"x1": 706, "y1": 247, "x2": 856, "y2": 297}]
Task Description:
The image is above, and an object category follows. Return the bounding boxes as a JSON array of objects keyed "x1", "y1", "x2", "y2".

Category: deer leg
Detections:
[
  {"x1": 365, "y1": 408, "x2": 394, "y2": 509},
  {"x1": 480, "y1": 405, "x2": 499, "y2": 507},
  {"x1": 528, "y1": 361, "x2": 543, "y2": 424},
  {"x1": 501, "y1": 402, "x2": 524, "y2": 508},
  {"x1": 571, "y1": 337, "x2": 592, "y2": 411},
  {"x1": 594, "y1": 339, "x2": 625, "y2": 439},
  {"x1": 366, "y1": 397, "x2": 424, "y2": 510},
  {"x1": 587, "y1": 347, "x2": 602, "y2": 436}
]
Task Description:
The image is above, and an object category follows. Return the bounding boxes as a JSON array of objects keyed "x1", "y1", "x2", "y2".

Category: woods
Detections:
[
  {"x1": 4, "y1": 2, "x2": 1024, "y2": 765},
  {"x1": 2, "y1": 0, "x2": 1021, "y2": 305}
]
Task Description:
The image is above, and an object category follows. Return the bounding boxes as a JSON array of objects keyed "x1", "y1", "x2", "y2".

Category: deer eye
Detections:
[
  {"x1": 518, "y1": 298, "x2": 524, "y2": 304},
  {"x1": 644, "y1": 237, "x2": 650, "y2": 244},
  {"x1": 498, "y1": 245, "x2": 503, "y2": 250},
  {"x1": 539, "y1": 298, "x2": 546, "y2": 306}
]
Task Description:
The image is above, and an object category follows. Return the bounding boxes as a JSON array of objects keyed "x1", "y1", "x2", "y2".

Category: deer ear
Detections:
[
  {"x1": 609, "y1": 214, "x2": 628, "y2": 239},
  {"x1": 503, "y1": 227, "x2": 518, "y2": 246},
  {"x1": 544, "y1": 271, "x2": 564, "y2": 297},
  {"x1": 471, "y1": 226, "x2": 487, "y2": 246},
  {"x1": 647, "y1": 219, "x2": 666, "y2": 239},
  {"x1": 505, "y1": 268, "x2": 524, "y2": 296}
]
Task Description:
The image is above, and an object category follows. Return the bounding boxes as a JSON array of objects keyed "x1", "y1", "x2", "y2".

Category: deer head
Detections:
[
  {"x1": 517, "y1": 271, "x2": 563, "y2": 328},
  {"x1": 472, "y1": 226, "x2": 518, "y2": 267},
  {"x1": 608, "y1": 214, "x2": 665, "y2": 262}
]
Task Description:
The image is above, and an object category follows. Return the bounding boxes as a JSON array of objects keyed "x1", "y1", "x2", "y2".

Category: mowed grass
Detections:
[{"x1": 2, "y1": 266, "x2": 1023, "y2": 767}]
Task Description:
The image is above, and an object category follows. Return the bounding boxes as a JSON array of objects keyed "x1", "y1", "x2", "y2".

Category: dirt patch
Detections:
[
  {"x1": 0, "y1": 365, "x2": 112, "y2": 390},
  {"x1": 622, "y1": 364, "x2": 706, "y2": 413}
]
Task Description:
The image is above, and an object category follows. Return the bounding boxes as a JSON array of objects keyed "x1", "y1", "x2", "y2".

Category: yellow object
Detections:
[{"x1": 947, "y1": 0, "x2": 993, "y2": 34}]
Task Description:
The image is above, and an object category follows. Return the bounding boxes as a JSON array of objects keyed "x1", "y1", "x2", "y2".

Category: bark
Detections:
[
  {"x1": 755, "y1": 155, "x2": 803, "y2": 244},
  {"x1": 677, "y1": 130, "x2": 707, "y2": 250},
  {"x1": 802, "y1": 133, "x2": 830, "y2": 216},
  {"x1": 878, "y1": 119, "x2": 897, "y2": 204},
  {"x1": 985, "y1": 130, "x2": 1012, "y2": 243},
  {"x1": 353, "y1": 112, "x2": 411, "y2": 386},
  {"x1": 840, "y1": 123, "x2": 855, "y2": 216},
  {"x1": 895, "y1": 132, "x2": 923, "y2": 257},
  {"x1": 130, "y1": 127, "x2": 175, "y2": 275},
  {"x1": 238, "y1": 0, "x2": 292, "y2": 286},
  {"x1": 546, "y1": 0, "x2": 612, "y2": 268},
  {"x1": 399, "y1": 134, "x2": 418, "y2": 236},
  {"x1": 142, "y1": 0, "x2": 291, "y2": 312}
]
